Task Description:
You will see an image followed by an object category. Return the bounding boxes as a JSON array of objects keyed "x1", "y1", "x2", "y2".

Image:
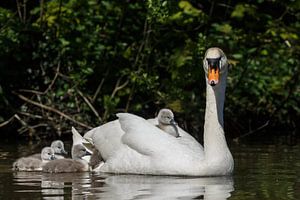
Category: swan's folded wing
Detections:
[
  {"x1": 147, "y1": 117, "x2": 158, "y2": 126},
  {"x1": 83, "y1": 119, "x2": 126, "y2": 161},
  {"x1": 176, "y1": 127, "x2": 204, "y2": 155},
  {"x1": 117, "y1": 113, "x2": 183, "y2": 157},
  {"x1": 148, "y1": 115, "x2": 203, "y2": 153}
]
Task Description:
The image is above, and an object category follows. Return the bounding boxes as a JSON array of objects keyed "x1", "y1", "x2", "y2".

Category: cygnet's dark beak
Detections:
[
  {"x1": 50, "y1": 155, "x2": 56, "y2": 160},
  {"x1": 85, "y1": 151, "x2": 92, "y2": 156},
  {"x1": 170, "y1": 118, "x2": 177, "y2": 126},
  {"x1": 170, "y1": 119, "x2": 180, "y2": 138},
  {"x1": 61, "y1": 150, "x2": 68, "y2": 155}
]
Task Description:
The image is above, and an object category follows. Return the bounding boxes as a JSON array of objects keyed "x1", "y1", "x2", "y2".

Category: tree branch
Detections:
[
  {"x1": 19, "y1": 62, "x2": 60, "y2": 95},
  {"x1": 111, "y1": 78, "x2": 129, "y2": 98},
  {"x1": 92, "y1": 68, "x2": 109, "y2": 103},
  {"x1": 233, "y1": 120, "x2": 270, "y2": 143},
  {"x1": 0, "y1": 115, "x2": 16, "y2": 128},
  {"x1": 77, "y1": 90, "x2": 102, "y2": 123},
  {"x1": 14, "y1": 92, "x2": 92, "y2": 129}
]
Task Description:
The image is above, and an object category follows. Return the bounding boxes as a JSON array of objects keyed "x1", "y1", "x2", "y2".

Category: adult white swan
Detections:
[{"x1": 83, "y1": 47, "x2": 233, "y2": 176}]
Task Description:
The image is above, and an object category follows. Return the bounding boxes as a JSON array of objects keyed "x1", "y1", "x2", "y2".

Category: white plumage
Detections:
[{"x1": 82, "y1": 47, "x2": 233, "y2": 176}]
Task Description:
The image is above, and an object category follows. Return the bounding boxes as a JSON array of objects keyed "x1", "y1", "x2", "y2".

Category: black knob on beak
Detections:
[{"x1": 210, "y1": 81, "x2": 216, "y2": 86}]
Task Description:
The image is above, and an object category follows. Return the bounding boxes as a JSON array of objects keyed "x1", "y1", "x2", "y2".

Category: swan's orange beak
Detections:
[
  {"x1": 206, "y1": 57, "x2": 221, "y2": 86},
  {"x1": 208, "y1": 67, "x2": 219, "y2": 86}
]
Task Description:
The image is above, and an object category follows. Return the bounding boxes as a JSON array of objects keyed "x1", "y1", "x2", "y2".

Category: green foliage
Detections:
[
  {"x1": 0, "y1": 0, "x2": 299, "y2": 138},
  {"x1": 231, "y1": 4, "x2": 257, "y2": 19}
]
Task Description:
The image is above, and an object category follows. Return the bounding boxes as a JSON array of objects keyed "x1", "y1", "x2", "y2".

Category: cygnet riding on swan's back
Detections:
[
  {"x1": 82, "y1": 47, "x2": 233, "y2": 176},
  {"x1": 156, "y1": 109, "x2": 179, "y2": 138},
  {"x1": 12, "y1": 147, "x2": 55, "y2": 171},
  {"x1": 42, "y1": 144, "x2": 91, "y2": 173},
  {"x1": 30, "y1": 140, "x2": 67, "y2": 160}
]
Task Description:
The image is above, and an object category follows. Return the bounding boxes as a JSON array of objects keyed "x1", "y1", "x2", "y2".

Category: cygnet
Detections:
[
  {"x1": 42, "y1": 144, "x2": 91, "y2": 173},
  {"x1": 12, "y1": 147, "x2": 55, "y2": 171},
  {"x1": 157, "y1": 108, "x2": 180, "y2": 137},
  {"x1": 31, "y1": 140, "x2": 67, "y2": 159}
]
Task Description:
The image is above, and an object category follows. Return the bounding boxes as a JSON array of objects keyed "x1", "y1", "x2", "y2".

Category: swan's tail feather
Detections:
[{"x1": 71, "y1": 127, "x2": 94, "y2": 154}]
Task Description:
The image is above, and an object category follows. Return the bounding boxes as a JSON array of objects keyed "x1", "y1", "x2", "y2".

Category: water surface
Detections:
[{"x1": 0, "y1": 137, "x2": 299, "y2": 199}]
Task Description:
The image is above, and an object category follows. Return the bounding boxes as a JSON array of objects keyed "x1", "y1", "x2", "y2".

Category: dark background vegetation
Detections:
[{"x1": 0, "y1": 0, "x2": 299, "y2": 141}]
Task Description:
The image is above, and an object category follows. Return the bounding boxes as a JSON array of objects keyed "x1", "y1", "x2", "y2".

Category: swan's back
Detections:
[
  {"x1": 113, "y1": 113, "x2": 204, "y2": 175},
  {"x1": 84, "y1": 119, "x2": 125, "y2": 161},
  {"x1": 119, "y1": 113, "x2": 203, "y2": 156},
  {"x1": 118, "y1": 113, "x2": 178, "y2": 155},
  {"x1": 83, "y1": 112, "x2": 204, "y2": 175}
]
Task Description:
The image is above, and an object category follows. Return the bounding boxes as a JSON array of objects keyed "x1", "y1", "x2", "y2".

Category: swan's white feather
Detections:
[
  {"x1": 83, "y1": 113, "x2": 204, "y2": 175},
  {"x1": 82, "y1": 47, "x2": 233, "y2": 176},
  {"x1": 72, "y1": 126, "x2": 92, "y2": 162}
]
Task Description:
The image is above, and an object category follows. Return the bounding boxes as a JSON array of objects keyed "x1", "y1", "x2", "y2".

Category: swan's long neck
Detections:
[
  {"x1": 204, "y1": 72, "x2": 226, "y2": 128},
  {"x1": 203, "y1": 71, "x2": 231, "y2": 163}
]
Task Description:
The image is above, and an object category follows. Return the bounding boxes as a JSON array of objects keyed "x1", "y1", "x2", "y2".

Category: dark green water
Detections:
[{"x1": 0, "y1": 137, "x2": 299, "y2": 199}]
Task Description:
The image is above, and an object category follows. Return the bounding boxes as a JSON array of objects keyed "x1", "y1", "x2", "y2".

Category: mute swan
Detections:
[
  {"x1": 83, "y1": 47, "x2": 233, "y2": 176},
  {"x1": 30, "y1": 140, "x2": 67, "y2": 159},
  {"x1": 42, "y1": 144, "x2": 91, "y2": 173},
  {"x1": 13, "y1": 147, "x2": 55, "y2": 171},
  {"x1": 156, "y1": 108, "x2": 180, "y2": 138},
  {"x1": 72, "y1": 108, "x2": 181, "y2": 170}
]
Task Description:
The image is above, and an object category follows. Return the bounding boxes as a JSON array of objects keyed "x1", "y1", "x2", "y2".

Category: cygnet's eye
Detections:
[{"x1": 58, "y1": 146, "x2": 61, "y2": 149}]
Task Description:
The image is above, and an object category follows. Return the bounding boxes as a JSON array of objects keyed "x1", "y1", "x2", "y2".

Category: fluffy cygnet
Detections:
[
  {"x1": 157, "y1": 108, "x2": 180, "y2": 138},
  {"x1": 12, "y1": 147, "x2": 55, "y2": 171},
  {"x1": 89, "y1": 147, "x2": 104, "y2": 171},
  {"x1": 31, "y1": 140, "x2": 67, "y2": 159},
  {"x1": 50, "y1": 140, "x2": 68, "y2": 158},
  {"x1": 42, "y1": 144, "x2": 91, "y2": 173}
]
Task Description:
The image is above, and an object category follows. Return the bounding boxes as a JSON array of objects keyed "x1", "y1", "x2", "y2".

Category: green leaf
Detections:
[
  {"x1": 231, "y1": 4, "x2": 256, "y2": 19},
  {"x1": 212, "y1": 23, "x2": 232, "y2": 34},
  {"x1": 232, "y1": 54, "x2": 243, "y2": 59},
  {"x1": 260, "y1": 49, "x2": 268, "y2": 55},
  {"x1": 178, "y1": 1, "x2": 201, "y2": 17}
]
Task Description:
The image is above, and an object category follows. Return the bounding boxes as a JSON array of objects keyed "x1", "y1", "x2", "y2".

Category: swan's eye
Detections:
[{"x1": 207, "y1": 57, "x2": 221, "y2": 68}]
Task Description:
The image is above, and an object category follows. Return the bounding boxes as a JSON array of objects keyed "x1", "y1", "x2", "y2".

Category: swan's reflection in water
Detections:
[
  {"x1": 98, "y1": 174, "x2": 234, "y2": 200},
  {"x1": 13, "y1": 172, "x2": 234, "y2": 199}
]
